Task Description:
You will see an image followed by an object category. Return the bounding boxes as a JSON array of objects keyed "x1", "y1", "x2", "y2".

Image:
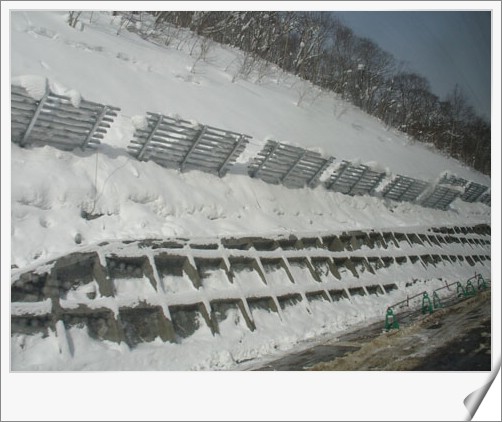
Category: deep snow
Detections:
[
  {"x1": 7, "y1": 8, "x2": 493, "y2": 367},
  {"x1": 3, "y1": 7, "x2": 501, "y2": 422},
  {"x1": 8, "y1": 11, "x2": 491, "y2": 270}
]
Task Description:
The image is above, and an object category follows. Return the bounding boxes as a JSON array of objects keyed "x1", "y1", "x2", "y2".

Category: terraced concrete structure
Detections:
[{"x1": 11, "y1": 224, "x2": 491, "y2": 349}]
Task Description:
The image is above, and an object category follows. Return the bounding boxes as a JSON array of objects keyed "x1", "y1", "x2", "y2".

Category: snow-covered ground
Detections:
[
  {"x1": 10, "y1": 229, "x2": 491, "y2": 371},
  {"x1": 8, "y1": 11, "x2": 491, "y2": 269},
  {"x1": 7, "y1": 6, "x2": 494, "y2": 354},
  {"x1": 3, "y1": 8, "x2": 501, "y2": 421}
]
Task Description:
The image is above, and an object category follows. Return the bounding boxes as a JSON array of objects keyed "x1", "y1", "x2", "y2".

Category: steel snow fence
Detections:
[
  {"x1": 460, "y1": 182, "x2": 489, "y2": 203},
  {"x1": 326, "y1": 160, "x2": 385, "y2": 196},
  {"x1": 381, "y1": 175, "x2": 430, "y2": 203},
  {"x1": 11, "y1": 83, "x2": 119, "y2": 150},
  {"x1": 128, "y1": 112, "x2": 250, "y2": 177},
  {"x1": 248, "y1": 140, "x2": 334, "y2": 188},
  {"x1": 438, "y1": 174, "x2": 488, "y2": 203},
  {"x1": 478, "y1": 192, "x2": 491, "y2": 207},
  {"x1": 439, "y1": 173, "x2": 468, "y2": 187},
  {"x1": 420, "y1": 185, "x2": 460, "y2": 210}
]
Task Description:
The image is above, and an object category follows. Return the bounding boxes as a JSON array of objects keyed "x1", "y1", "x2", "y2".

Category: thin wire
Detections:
[
  {"x1": 89, "y1": 149, "x2": 133, "y2": 214},
  {"x1": 93, "y1": 148, "x2": 99, "y2": 203}
]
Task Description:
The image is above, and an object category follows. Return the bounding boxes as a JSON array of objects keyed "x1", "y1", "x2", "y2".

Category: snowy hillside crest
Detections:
[{"x1": 10, "y1": 11, "x2": 490, "y2": 269}]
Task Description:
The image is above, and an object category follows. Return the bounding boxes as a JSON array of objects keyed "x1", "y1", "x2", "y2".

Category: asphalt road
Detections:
[{"x1": 248, "y1": 290, "x2": 491, "y2": 371}]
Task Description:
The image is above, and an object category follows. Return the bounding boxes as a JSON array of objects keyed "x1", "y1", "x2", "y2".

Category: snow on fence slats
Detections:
[
  {"x1": 420, "y1": 185, "x2": 461, "y2": 210},
  {"x1": 128, "y1": 112, "x2": 250, "y2": 177},
  {"x1": 478, "y1": 192, "x2": 491, "y2": 207},
  {"x1": 12, "y1": 82, "x2": 489, "y2": 210},
  {"x1": 459, "y1": 182, "x2": 488, "y2": 203},
  {"x1": 248, "y1": 140, "x2": 334, "y2": 188},
  {"x1": 326, "y1": 161, "x2": 385, "y2": 196},
  {"x1": 439, "y1": 173, "x2": 469, "y2": 187},
  {"x1": 382, "y1": 175, "x2": 430, "y2": 203},
  {"x1": 439, "y1": 173, "x2": 489, "y2": 204},
  {"x1": 11, "y1": 84, "x2": 120, "y2": 151}
]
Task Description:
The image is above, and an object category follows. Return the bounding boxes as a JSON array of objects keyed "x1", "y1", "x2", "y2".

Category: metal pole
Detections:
[
  {"x1": 81, "y1": 106, "x2": 109, "y2": 149},
  {"x1": 19, "y1": 81, "x2": 50, "y2": 147},
  {"x1": 348, "y1": 165, "x2": 368, "y2": 195},
  {"x1": 281, "y1": 150, "x2": 307, "y2": 184},
  {"x1": 137, "y1": 114, "x2": 164, "y2": 160},
  {"x1": 218, "y1": 135, "x2": 246, "y2": 177},
  {"x1": 327, "y1": 160, "x2": 349, "y2": 190},
  {"x1": 250, "y1": 140, "x2": 279, "y2": 178},
  {"x1": 180, "y1": 125, "x2": 207, "y2": 172},
  {"x1": 308, "y1": 157, "x2": 334, "y2": 188}
]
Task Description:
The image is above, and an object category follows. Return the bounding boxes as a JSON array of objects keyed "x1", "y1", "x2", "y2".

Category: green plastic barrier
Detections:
[
  {"x1": 432, "y1": 291, "x2": 443, "y2": 309},
  {"x1": 465, "y1": 280, "x2": 476, "y2": 296},
  {"x1": 422, "y1": 292, "x2": 433, "y2": 314},
  {"x1": 456, "y1": 281, "x2": 466, "y2": 298},
  {"x1": 385, "y1": 307, "x2": 399, "y2": 331},
  {"x1": 477, "y1": 274, "x2": 488, "y2": 291}
]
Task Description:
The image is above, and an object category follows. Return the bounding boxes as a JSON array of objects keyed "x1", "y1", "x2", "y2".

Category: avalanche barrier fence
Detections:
[
  {"x1": 11, "y1": 83, "x2": 120, "y2": 150},
  {"x1": 11, "y1": 81, "x2": 490, "y2": 212},
  {"x1": 127, "y1": 112, "x2": 251, "y2": 177}
]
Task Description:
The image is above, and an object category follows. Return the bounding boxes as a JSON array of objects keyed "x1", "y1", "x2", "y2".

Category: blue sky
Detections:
[{"x1": 334, "y1": 11, "x2": 491, "y2": 121}]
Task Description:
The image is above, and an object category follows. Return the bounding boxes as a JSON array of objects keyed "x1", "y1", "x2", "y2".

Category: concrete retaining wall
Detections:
[{"x1": 11, "y1": 224, "x2": 491, "y2": 348}]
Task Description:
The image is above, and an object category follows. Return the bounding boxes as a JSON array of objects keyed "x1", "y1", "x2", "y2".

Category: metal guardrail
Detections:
[
  {"x1": 325, "y1": 160, "x2": 385, "y2": 196},
  {"x1": 248, "y1": 140, "x2": 334, "y2": 188},
  {"x1": 384, "y1": 273, "x2": 490, "y2": 331},
  {"x1": 128, "y1": 112, "x2": 250, "y2": 177},
  {"x1": 11, "y1": 83, "x2": 119, "y2": 151}
]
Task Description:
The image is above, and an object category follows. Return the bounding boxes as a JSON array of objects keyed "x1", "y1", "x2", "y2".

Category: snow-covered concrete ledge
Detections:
[{"x1": 11, "y1": 224, "x2": 490, "y2": 370}]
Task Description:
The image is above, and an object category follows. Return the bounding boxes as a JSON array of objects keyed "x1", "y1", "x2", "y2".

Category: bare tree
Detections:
[
  {"x1": 133, "y1": 10, "x2": 490, "y2": 175},
  {"x1": 67, "y1": 11, "x2": 82, "y2": 28},
  {"x1": 189, "y1": 36, "x2": 214, "y2": 73}
]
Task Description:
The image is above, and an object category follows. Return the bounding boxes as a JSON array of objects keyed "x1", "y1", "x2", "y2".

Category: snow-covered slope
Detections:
[
  {"x1": 9, "y1": 11, "x2": 490, "y2": 270},
  {"x1": 3, "y1": 8, "x2": 497, "y2": 404},
  {"x1": 10, "y1": 11, "x2": 491, "y2": 183},
  {"x1": 3, "y1": 9, "x2": 500, "y2": 422}
]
